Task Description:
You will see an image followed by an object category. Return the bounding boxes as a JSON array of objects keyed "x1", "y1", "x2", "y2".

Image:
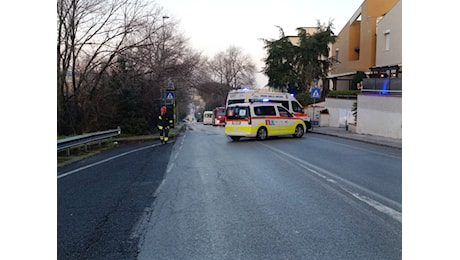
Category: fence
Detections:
[
  {"x1": 57, "y1": 127, "x2": 121, "y2": 156},
  {"x1": 362, "y1": 78, "x2": 402, "y2": 95}
]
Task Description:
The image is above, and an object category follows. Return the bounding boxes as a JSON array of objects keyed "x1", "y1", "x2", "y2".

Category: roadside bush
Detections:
[{"x1": 295, "y1": 92, "x2": 314, "y2": 106}]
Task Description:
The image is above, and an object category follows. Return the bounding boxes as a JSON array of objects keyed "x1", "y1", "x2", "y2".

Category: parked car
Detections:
[{"x1": 225, "y1": 102, "x2": 306, "y2": 141}]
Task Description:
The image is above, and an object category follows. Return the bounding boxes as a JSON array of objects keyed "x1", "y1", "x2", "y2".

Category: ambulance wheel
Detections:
[
  {"x1": 293, "y1": 124, "x2": 305, "y2": 138},
  {"x1": 230, "y1": 136, "x2": 241, "y2": 141},
  {"x1": 256, "y1": 127, "x2": 267, "y2": 140}
]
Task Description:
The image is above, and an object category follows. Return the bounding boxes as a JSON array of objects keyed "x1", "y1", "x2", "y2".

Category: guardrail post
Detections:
[{"x1": 58, "y1": 127, "x2": 122, "y2": 155}]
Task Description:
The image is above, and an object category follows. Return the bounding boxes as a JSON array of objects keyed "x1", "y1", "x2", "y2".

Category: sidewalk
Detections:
[{"x1": 309, "y1": 126, "x2": 402, "y2": 149}]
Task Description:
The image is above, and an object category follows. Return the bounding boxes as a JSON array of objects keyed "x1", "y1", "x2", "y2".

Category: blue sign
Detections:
[
  {"x1": 166, "y1": 91, "x2": 174, "y2": 100},
  {"x1": 166, "y1": 80, "x2": 175, "y2": 90},
  {"x1": 311, "y1": 88, "x2": 321, "y2": 99}
]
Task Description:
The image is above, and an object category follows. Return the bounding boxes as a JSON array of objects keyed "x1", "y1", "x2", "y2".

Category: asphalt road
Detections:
[
  {"x1": 138, "y1": 123, "x2": 401, "y2": 259},
  {"x1": 57, "y1": 141, "x2": 174, "y2": 260},
  {"x1": 57, "y1": 123, "x2": 401, "y2": 259}
]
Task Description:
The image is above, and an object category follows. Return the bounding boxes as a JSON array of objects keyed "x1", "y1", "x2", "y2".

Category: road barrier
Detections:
[{"x1": 57, "y1": 127, "x2": 121, "y2": 156}]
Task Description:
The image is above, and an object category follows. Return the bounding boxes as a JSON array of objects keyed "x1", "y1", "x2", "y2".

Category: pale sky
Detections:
[{"x1": 154, "y1": 0, "x2": 364, "y2": 87}]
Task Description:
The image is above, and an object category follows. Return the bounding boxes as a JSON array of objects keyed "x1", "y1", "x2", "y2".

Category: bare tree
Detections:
[
  {"x1": 129, "y1": 18, "x2": 205, "y2": 126},
  {"x1": 207, "y1": 46, "x2": 256, "y2": 89},
  {"x1": 57, "y1": 0, "x2": 163, "y2": 134},
  {"x1": 58, "y1": 0, "x2": 255, "y2": 134}
]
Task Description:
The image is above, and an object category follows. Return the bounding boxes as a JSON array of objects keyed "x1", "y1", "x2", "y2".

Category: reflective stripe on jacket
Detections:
[{"x1": 158, "y1": 114, "x2": 170, "y2": 129}]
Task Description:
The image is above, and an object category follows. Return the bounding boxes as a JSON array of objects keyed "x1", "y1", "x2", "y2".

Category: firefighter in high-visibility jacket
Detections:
[{"x1": 158, "y1": 106, "x2": 173, "y2": 144}]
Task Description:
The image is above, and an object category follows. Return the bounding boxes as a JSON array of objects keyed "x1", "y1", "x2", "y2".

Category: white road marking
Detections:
[
  {"x1": 58, "y1": 142, "x2": 166, "y2": 179},
  {"x1": 153, "y1": 179, "x2": 165, "y2": 198},
  {"x1": 260, "y1": 142, "x2": 401, "y2": 223},
  {"x1": 350, "y1": 192, "x2": 402, "y2": 222}
]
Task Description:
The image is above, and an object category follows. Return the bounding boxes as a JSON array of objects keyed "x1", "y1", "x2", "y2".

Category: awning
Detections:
[{"x1": 326, "y1": 71, "x2": 358, "y2": 79}]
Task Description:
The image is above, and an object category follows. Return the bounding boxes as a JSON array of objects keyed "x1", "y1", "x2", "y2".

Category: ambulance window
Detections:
[
  {"x1": 281, "y1": 101, "x2": 289, "y2": 109},
  {"x1": 278, "y1": 106, "x2": 293, "y2": 117},
  {"x1": 227, "y1": 106, "x2": 249, "y2": 119},
  {"x1": 227, "y1": 99, "x2": 244, "y2": 105},
  {"x1": 272, "y1": 100, "x2": 289, "y2": 109},
  {"x1": 227, "y1": 109, "x2": 234, "y2": 117},
  {"x1": 257, "y1": 106, "x2": 276, "y2": 116},
  {"x1": 292, "y1": 101, "x2": 304, "y2": 112}
]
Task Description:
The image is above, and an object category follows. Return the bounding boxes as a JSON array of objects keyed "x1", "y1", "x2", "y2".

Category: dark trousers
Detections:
[{"x1": 160, "y1": 128, "x2": 169, "y2": 142}]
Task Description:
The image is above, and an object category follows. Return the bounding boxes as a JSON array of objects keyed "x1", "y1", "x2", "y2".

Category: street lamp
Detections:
[
  {"x1": 160, "y1": 15, "x2": 177, "y2": 128},
  {"x1": 161, "y1": 15, "x2": 169, "y2": 106}
]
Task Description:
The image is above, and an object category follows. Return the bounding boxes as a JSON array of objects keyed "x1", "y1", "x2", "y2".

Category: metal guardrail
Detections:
[{"x1": 57, "y1": 127, "x2": 121, "y2": 155}]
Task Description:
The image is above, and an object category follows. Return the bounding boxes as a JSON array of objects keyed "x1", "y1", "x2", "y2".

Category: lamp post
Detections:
[
  {"x1": 160, "y1": 15, "x2": 177, "y2": 128},
  {"x1": 161, "y1": 15, "x2": 169, "y2": 106}
]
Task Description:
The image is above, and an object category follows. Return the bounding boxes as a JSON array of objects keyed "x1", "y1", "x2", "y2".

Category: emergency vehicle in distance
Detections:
[
  {"x1": 226, "y1": 89, "x2": 312, "y2": 130},
  {"x1": 212, "y1": 107, "x2": 226, "y2": 126}
]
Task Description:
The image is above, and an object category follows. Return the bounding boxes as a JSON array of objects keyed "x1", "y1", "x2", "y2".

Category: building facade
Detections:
[{"x1": 327, "y1": 0, "x2": 401, "y2": 91}]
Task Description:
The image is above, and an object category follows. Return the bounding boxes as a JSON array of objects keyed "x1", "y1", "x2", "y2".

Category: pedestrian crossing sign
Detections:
[
  {"x1": 166, "y1": 91, "x2": 174, "y2": 100},
  {"x1": 311, "y1": 88, "x2": 321, "y2": 99}
]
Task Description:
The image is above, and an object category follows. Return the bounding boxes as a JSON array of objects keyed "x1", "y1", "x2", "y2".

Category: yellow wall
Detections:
[{"x1": 331, "y1": 0, "x2": 399, "y2": 75}]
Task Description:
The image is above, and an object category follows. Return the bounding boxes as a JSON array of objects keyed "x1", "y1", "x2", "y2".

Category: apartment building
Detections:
[{"x1": 327, "y1": 0, "x2": 401, "y2": 92}]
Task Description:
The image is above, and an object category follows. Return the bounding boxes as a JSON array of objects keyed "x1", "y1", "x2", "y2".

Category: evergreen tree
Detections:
[{"x1": 262, "y1": 21, "x2": 337, "y2": 97}]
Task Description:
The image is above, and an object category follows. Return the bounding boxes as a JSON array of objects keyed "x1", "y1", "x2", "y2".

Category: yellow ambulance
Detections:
[
  {"x1": 225, "y1": 102, "x2": 306, "y2": 141},
  {"x1": 226, "y1": 89, "x2": 312, "y2": 130}
]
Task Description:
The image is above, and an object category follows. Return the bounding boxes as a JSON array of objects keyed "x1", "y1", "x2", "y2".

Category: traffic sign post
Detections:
[
  {"x1": 165, "y1": 91, "x2": 176, "y2": 128},
  {"x1": 311, "y1": 88, "x2": 321, "y2": 99},
  {"x1": 161, "y1": 79, "x2": 177, "y2": 128},
  {"x1": 310, "y1": 88, "x2": 321, "y2": 129},
  {"x1": 165, "y1": 91, "x2": 174, "y2": 104}
]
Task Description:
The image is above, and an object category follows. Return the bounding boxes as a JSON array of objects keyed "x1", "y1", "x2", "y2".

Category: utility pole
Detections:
[{"x1": 161, "y1": 15, "x2": 169, "y2": 107}]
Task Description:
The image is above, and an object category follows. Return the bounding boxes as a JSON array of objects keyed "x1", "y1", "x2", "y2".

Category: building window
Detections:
[
  {"x1": 384, "y1": 30, "x2": 390, "y2": 51},
  {"x1": 335, "y1": 48, "x2": 339, "y2": 62}
]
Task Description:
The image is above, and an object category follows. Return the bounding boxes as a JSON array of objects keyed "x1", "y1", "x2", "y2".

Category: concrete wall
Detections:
[
  {"x1": 356, "y1": 95, "x2": 401, "y2": 139},
  {"x1": 322, "y1": 95, "x2": 402, "y2": 139},
  {"x1": 324, "y1": 98, "x2": 356, "y2": 127}
]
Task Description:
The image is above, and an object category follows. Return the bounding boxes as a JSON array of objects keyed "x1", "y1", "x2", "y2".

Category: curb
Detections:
[{"x1": 310, "y1": 130, "x2": 401, "y2": 150}]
